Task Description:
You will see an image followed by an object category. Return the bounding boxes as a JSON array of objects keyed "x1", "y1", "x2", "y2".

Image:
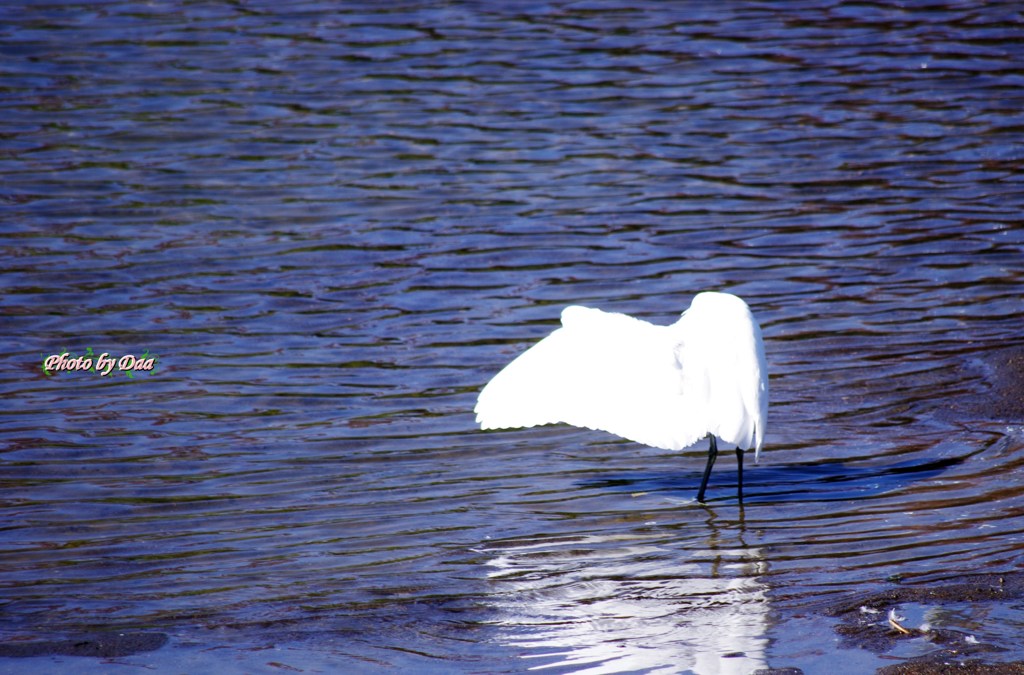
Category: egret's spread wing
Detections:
[{"x1": 475, "y1": 306, "x2": 708, "y2": 451}]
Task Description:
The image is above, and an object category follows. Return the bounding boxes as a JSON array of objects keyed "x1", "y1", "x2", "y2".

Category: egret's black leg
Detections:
[
  {"x1": 696, "y1": 436, "x2": 718, "y2": 503},
  {"x1": 735, "y1": 447, "x2": 744, "y2": 502}
]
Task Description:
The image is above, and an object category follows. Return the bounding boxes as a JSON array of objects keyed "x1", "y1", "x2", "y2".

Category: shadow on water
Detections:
[{"x1": 580, "y1": 454, "x2": 970, "y2": 504}]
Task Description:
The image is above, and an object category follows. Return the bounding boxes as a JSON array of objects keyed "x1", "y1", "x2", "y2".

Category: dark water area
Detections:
[{"x1": 2, "y1": 1, "x2": 1024, "y2": 672}]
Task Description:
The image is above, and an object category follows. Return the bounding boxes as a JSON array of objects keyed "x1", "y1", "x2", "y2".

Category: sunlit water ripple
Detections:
[{"x1": 2, "y1": 1, "x2": 1023, "y2": 673}]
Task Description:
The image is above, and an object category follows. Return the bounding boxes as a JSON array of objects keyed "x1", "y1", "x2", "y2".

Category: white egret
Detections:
[{"x1": 475, "y1": 292, "x2": 768, "y2": 502}]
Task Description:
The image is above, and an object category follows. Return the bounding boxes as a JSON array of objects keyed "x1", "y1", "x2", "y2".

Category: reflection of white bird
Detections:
[
  {"x1": 484, "y1": 534, "x2": 769, "y2": 674},
  {"x1": 475, "y1": 292, "x2": 767, "y2": 502}
]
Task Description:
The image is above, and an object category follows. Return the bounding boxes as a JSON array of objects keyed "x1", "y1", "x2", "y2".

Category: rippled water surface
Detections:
[{"x1": 3, "y1": 1, "x2": 1024, "y2": 673}]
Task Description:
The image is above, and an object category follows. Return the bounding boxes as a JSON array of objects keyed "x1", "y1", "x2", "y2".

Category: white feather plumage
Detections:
[{"x1": 475, "y1": 292, "x2": 768, "y2": 462}]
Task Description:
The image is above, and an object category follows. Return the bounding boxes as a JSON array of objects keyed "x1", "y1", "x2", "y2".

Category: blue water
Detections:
[{"x1": 2, "y1": 1, "x2": 1024, "y2": 673}]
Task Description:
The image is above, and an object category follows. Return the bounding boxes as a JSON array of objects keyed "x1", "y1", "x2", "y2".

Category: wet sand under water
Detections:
[
  {"x1": 828, "y1": 570, "x2": 1024, "y2": 675},
  {"x1": 761, "y1": 345, "x2": 1024, "y2": 675}
]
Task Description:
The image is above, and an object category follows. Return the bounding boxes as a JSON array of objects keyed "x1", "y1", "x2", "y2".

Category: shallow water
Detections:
[{"x1": 2, "y1": 1, "x2": 1024, "y2": 673}]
